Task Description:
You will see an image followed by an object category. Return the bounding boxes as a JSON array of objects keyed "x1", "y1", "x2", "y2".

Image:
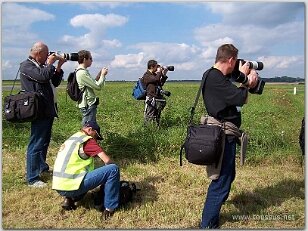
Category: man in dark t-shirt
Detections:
[{"x1": 200, "y1": 44, "x2": 258, "y2": 228}]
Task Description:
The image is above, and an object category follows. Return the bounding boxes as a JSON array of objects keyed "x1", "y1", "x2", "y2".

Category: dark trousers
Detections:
[
  {"x1": 200, "y1": 137, "x2": 236, "y2": 228},
  {"x1": 144, "y1": 97, "x2": 166, "y2": 126},
  {"x1": 27, "y1": 117, "x2": 54, "y2": 183}
]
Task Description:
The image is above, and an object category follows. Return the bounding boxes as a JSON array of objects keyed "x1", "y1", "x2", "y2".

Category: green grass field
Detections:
[{"x1": 2, "y1": 81, "x2": 305, "y2": 229}]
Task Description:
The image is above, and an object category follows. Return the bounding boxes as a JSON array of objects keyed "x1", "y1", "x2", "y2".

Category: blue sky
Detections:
[{"x1": 1, "y1": 1, "x2": 305, "y2": 81}]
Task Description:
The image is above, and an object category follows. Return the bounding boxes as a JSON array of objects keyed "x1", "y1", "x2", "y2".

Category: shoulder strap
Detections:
[
  {"x1": 75, "y1": 68, "x2": 86, "y2": 93},
  {"x1": 188, "y1": 67, "x2": 213, "y2": 125},
  {"x1": 9, "y1": 68, "x2": 21, "y2": 95},
  {"x1": 75, "y1": 68, "x2": 84, "y2": 73}
]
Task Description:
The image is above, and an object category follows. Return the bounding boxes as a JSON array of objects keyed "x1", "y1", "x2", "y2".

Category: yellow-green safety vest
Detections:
[{"x1": 52, "y1": 131, "x2": 95, "y2": 191}]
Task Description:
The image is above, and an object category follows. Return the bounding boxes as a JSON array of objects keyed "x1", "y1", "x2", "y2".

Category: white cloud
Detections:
[
  {"x1": 194, "y1": 21, "x2": 304, "y2": 57},
  {"x1": 109, "y1": 42, "x2": 206, "y2": 74},
  {"x1": 59, "y1": 13, "x2": 128, "y2": 50},
  {"x1": 132, "y1": 42, "x2": 201, "y2": 66},
  {"x1": 175, "y1": 62, "x2": 198, "y2": 71},
  {"x1": 207, "y1": 2, "x2": 304, "y2": 27},
  {"x1": 2, "y1": 3, "x2": 55, "y2": 28},
  {"x1": 110, "y1": 52, "x2": 144, "y2": 69},
  {"x1": 196, "y1": 2, "x2": 305, "y2": 74},
  {"x1": 102, "y1": 39, "x2": 122, "y2": 48},
  {"x1": 70, "y1": 14, "x2": 128, "y2": 31},
  {"x1": 61, "y1": 34, "x2": 97, "y2": 49},
  {"x1": 259, "y1": 55, "x2": 304, "y2": 69},
  {"x1": 75, "y1": 2, "x2": 131, "y2": 10},
  {"x1": 2, "y1": 3, "x2": 55, "y2": 45}
]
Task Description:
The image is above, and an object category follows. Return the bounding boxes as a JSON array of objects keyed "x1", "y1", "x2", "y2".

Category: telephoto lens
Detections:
[
  {"x1": 65, "y1": 53, "x2": 79, "y2": 61},
  {"x1": 247, "y1": 61, "x2": 263, "y2": 70},
  {"x1": 48, "y1": 52, "x2": 79, "y2": 61},
  {"x1": 166, "y1": 66, "x2": 175, "y2": 71},
  {"x1": 237, "y1": 59, "x2": 263, "y2": 71}
]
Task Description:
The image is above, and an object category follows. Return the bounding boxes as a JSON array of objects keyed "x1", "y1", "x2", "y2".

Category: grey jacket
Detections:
[
  {"x1": 200, "y1": 115, "x2": 248, "y2": 180},
  {"x1": 19, "y1": 57, "x2": 63, "y2": 118}
]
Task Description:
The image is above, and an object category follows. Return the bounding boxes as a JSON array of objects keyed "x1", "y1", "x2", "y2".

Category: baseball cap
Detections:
[{"x1": 84, "y1": 121, "x2": 103, "y2": 140}]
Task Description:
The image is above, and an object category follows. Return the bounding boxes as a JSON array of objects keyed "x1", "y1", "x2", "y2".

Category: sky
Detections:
[{"x1": 1, "y1": 1, "x2": 306, "y2": 81}]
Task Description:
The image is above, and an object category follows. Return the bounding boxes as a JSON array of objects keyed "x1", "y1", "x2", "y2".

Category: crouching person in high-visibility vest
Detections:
[{"x1": 52, "y1": 121, "x2": 120, "y2": 220}]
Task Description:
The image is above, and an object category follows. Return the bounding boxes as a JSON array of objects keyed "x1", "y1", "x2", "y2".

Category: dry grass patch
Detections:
[{"x1": 2, "y1": 148, "x2": 304, "y2": 229}]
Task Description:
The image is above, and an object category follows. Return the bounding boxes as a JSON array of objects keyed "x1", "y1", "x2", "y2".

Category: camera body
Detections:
[
  {"x1": 154, "y1": 65, "x2": 174, "y2": 97},
  {"x1": 156, "y1": 86, "x2": 171, "y2": 97},
  {"x1": 232, "y1": 59, "x2": 265, "y2": 95},
  {"x1": 160, "y1": 89, "x2": 171, "y2": 97},
  {"x1": 48, "y1": 51, "x2": 79, "y2": 61}
]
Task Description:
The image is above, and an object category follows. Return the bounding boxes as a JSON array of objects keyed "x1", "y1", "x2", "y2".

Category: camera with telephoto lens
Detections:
[
  {"x1": 161, "y1": 66, "x2": 175, "y2": 71},
  {"x1": 231, "y1": 59, "x2": 265, "y2": 95},
  {"x1": 48, "y1": 51, "x2": 79, "y2": 61}
]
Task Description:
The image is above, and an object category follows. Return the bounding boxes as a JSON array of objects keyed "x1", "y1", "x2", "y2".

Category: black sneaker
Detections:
[
  {"x1": 39, "y1": 170, "x2": 53, "y2": 181},
  {"x1": 102, "y1": 209, "x2": 114, "y2": 220},
  {"x1": 61, "y1": 197, "x2": 77, "y2": 211}
]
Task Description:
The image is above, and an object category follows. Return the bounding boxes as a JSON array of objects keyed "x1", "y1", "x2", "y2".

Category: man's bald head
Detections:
[
  {"x1": 30, "y1": 42, "x2": 48, "y2": 55},
  {"x1": 30, "y1": 41, "x2": 49, "y2": 64}
]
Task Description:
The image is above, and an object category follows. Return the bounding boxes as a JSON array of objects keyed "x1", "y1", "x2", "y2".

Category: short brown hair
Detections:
[
  {"x1": 215, "y1": 44, "x2": 238, "y2": 63},
  {"x1": 77, "y1": 50, "x2": 91, "y2": 64},
  {"x1": 147, "y1": 59, "x2": 158, "y2": 69}
]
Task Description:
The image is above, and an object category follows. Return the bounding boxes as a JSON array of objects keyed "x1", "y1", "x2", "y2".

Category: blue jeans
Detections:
[
  {"x1": 27, "y1": 117, "x2": 54, "y2": 184},
  {"x1": 200, "y1": 137, "x2": 236, "y2": 228},
  {"x1": 57, "y1": 164, "x2": 120, "y2": 210},
  {"x1": 80, "y1": 104, "x2": 97, "y2": 126}
]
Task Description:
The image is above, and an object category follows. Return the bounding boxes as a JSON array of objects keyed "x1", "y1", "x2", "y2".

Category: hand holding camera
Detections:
[
  {"x1": 95, "y1": 67, "x2": 109, "y2": 81},
  {"x1": 47, "y1": 52, "x2": 58, "y2": 65},
  {"x1": 101, "y1": 67, "x2": 108, "y2": 77},
  {"x1": 232, "y1": 59, "x2": 265, "y2": 95},
  {"x1": 246, "y1": 70, "x2": 259, "y2": 89},
  {"x1": 238, "y1": 60, "x2": 251, "y2": 76},
  {"x1": 162, "y1": 67, "x2": 169, "y2": 76}
]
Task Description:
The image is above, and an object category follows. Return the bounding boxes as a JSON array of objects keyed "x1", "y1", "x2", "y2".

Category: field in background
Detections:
[{"x1": 2, "y1": 82, "x2": 305, "y2": 229}]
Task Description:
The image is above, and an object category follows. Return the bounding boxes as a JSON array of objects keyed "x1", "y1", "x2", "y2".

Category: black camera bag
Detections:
[
  {"x1": 180, "y1": 68, "x2": 224, "y2": 166},
  {"x1": 3, "y1": 69, "x2": 44, "y2": 123},
  {"x1": 119, "y1": 180, "x2": 139, "y2": 206},
  {"x1": 181, "y1": 124, "x2": 223, "y2": 166},
  {"x1": 4, "y1": 91, "x2": 43, "y2": 123}
]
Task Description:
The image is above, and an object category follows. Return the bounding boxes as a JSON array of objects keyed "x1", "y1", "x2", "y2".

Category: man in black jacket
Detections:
[
  {"x1": 141, "y1": 60, "x2": 169, "y2": 126},
  {"x1": 20, "y1": 41, "x2": 66, "y2": 187},
  {"x1": 200, "y1": 44, "x2": 258, "y2": 228}
]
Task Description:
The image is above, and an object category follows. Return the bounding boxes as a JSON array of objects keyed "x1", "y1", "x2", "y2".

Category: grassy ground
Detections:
[{"x1": 1, "y1": 81, "x2": 305, "y2": 229}]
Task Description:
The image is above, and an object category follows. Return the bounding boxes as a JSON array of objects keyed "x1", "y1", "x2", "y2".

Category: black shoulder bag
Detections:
[
  {"x1": 4, "y1": 69, "x2": 43, "y2": 123},
  {"x1": 180, "y1": 69, "x2": 224, "y2": 166}
]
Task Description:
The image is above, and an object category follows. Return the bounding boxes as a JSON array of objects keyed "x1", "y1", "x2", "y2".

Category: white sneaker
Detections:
[{"x1": 28, "y1": 180, "x2": 47, "y2": 188}]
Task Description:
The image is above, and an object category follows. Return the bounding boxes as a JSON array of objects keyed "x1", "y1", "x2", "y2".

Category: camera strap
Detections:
[
  {"x1": 189, "y1": 67, "x2": 214, "y2": 125},
  {"x1": 9, "y1": 68, "x2": 21, "y2": 96}
]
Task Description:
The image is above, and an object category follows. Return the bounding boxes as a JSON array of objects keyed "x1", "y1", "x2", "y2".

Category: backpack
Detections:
[
  {"x1": 67, "y1": 68, "x2": 84, "y2": 102},
  {"x1": 119, "y1": 180, "x2": 140, "y2": 206},
  {"x1": 92, "y1": 180, "x2": 140, "y2": 211},
  {"x1": 132, "y1": 78, "x2": 146, "y2": 100}
]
